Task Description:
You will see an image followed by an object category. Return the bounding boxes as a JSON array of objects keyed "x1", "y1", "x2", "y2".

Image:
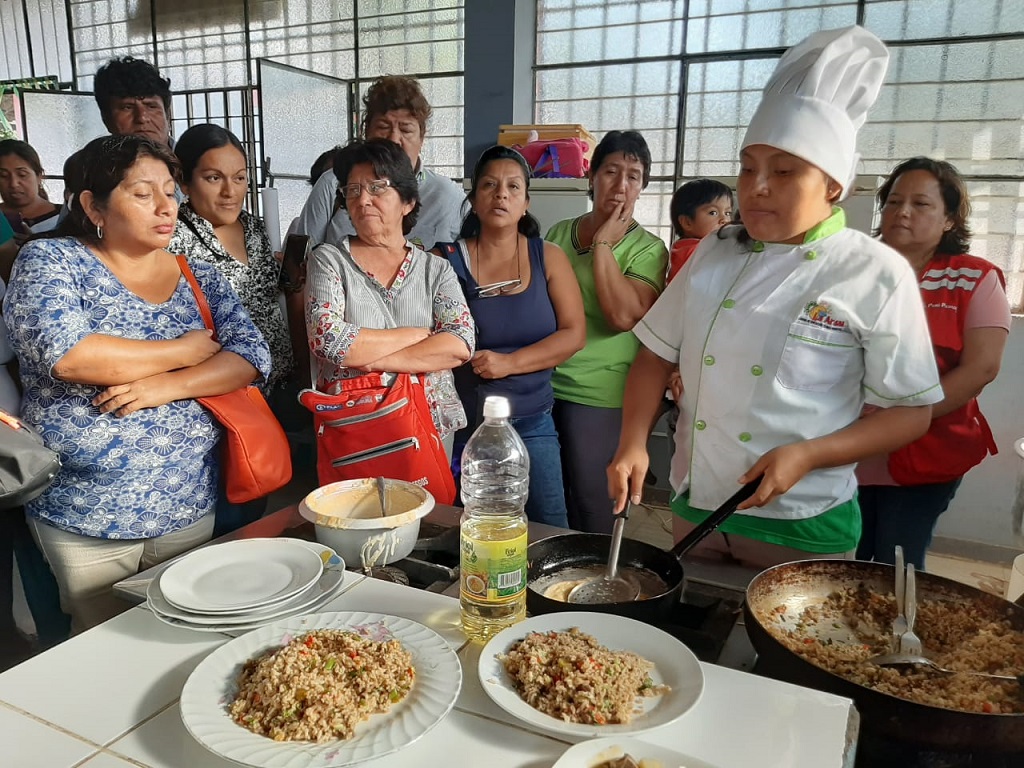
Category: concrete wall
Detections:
[{"x1": 934, "y1": 316, "x2": 1024, "y2": 553}]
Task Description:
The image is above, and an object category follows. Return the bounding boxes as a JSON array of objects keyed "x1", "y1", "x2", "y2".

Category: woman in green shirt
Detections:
[{"x1": 545, "y1": 130, "x2": 668, "y2": 533}]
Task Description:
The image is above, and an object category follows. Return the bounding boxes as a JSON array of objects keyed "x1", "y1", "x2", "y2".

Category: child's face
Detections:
[{"x1": 679, "y1": 195, "x2": 732, "y2": 240}]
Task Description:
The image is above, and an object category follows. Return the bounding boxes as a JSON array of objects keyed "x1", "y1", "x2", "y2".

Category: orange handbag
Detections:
[{"x1": 176, "y1": 256, "x2": 293, "y2": 503}]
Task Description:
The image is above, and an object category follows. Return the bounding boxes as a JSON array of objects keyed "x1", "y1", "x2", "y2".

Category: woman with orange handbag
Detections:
[
  {"x1": 168, "y1": 123, "x2": 296, "y2": 535},
  {"x1": 303, "y1": 139, "x2": 474, "y2": 504},
  {"x1": 3, "y1": 135, "x2": 270, "y2": 631}
]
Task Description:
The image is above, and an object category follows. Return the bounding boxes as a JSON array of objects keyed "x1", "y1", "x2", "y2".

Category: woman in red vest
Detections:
[{"x1": 856, "y1": 157, "x2": 1010, "y2": 569}]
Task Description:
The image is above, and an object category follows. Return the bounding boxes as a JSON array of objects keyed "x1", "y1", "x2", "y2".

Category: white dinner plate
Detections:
[
  {"x1": 160, "y1": 538, "x2": 324, "y2": 613},
  {"x1": 148, "y1": 543, "x2": 345, "y2": 625},
  {"x1": 180, "y1": 611, "x2": 462, "y2": 767},
  {"x1": 148, "y1": 573, "x2": 351, "y2": 633},
  {"x1": 552, "y1": 736, "x2": 720, "y2": 768},
  {"x1": 478, "y1": 612, "x2": 704, "y2": 739}
]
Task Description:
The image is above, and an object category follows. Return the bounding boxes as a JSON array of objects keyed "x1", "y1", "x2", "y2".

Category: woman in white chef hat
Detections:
[{"x1": 608, "y1": 26, "x2": 943, "y2": 569}]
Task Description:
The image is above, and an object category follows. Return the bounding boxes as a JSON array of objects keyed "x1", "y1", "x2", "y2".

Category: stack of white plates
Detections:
[{"x1": 147, "y1": 538, "x2": 347, "y2": 633}]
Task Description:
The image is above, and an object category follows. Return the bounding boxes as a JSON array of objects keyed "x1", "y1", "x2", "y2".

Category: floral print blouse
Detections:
[
  {"x1": 3, "y1": 237, "x2": 271, "y2": 539},
  {"x1": 168, "y1": 205, "x2": 293, "y2": 390},
  {"x1": 306, "y1": 238, "x2": 474, "y2": 437}
]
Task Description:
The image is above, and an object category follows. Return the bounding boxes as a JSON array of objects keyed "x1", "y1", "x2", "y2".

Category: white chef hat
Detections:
[{"x1": 741, "y1": 25, "x2": 889, "y2": 200}]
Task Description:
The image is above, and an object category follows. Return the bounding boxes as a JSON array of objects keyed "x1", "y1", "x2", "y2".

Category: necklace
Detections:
[{"x1": 473, "y1": 236, "x2": 522, "y2": 298}]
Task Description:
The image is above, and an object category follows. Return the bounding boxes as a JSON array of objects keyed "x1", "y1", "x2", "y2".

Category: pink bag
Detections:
[{"x1": 515, "y1": 138, "x2": 590, "y2": 178}]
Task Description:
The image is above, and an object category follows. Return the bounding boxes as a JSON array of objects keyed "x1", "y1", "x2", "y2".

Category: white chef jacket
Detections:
[{"x1": 634, "y1": 210, "x2": 942, "y2": 522}]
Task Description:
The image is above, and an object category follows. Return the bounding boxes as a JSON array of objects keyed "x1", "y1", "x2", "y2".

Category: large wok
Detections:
[
  {"x1": 527, "y1": 480, "x2": 759, "y2": 621},
  {"x1": 744, "y1": 559, "x2": 1024, "y2": 753}
]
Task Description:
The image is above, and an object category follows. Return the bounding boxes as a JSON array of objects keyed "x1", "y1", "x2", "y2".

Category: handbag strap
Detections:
[
  {"x1": 175, "y1": 254, "x2": 219, "y2": 342},
  {"x1": 547, "y1": 145, "x2": 561, "y2": 175}
]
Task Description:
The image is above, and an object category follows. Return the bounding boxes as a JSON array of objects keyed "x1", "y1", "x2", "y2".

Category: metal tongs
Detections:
[
  {"x1": 892, "y1": 548, "x2": 909, "y2": 655},
  {"x1": 870, "y1": 550, "x2": 1024, "y2": 684},
  {"x1": 868, "y1": 549, "x2": 930, "y2": 667}
]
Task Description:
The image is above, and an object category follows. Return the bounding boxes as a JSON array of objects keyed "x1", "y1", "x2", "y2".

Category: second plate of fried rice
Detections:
[{"x1": 478, "y1": 613, "x2": 704, "y2": 739}]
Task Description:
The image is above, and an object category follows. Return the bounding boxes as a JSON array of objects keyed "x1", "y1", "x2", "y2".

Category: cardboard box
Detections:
[{"x1": 497, "y1": 124, "x2": 598, "y2": 161}]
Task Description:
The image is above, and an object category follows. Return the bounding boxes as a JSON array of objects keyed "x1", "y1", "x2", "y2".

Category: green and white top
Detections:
[{"x1": 546, "y1": 215, "x2": 667, "y2": 410}]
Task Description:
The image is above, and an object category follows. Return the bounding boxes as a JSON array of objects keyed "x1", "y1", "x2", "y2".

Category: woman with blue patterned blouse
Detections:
[{"x1": 3, "y1": 135, "x2": 271, "y2": 631}]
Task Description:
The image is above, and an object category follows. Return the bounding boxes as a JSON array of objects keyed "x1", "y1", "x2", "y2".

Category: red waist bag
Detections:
[
  {"x1": 298, "y1": 373, "x2": 456, "y2": 505},
  {"x1": 516, "y1": 138, "x2": 590, "y2": 178},
  {"x1": 887, "y1": 399, "x2": 997, "y2": 485}
]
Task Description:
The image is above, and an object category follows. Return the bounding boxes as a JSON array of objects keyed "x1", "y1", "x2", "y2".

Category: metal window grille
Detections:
[
  {"x1": 536, "y1": 0, "x2": 1024, "y2": 308},
  {"x1": 2, "y1": 0, "x2": 465, "y2": 227}
]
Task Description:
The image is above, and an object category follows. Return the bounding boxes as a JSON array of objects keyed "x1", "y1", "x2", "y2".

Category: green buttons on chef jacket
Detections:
[
  {"x1": 805, "y1": 250, "x2": 817, "y2": 260},
  {"x1": 751, "y1": 365, "x2": 763, "y2": 376},
  {"x1": 739, "y1": 432, "x2": 752, "y2": 442},
  {"x1": 704, "y1": 355, "x2": 715, "y2": 366},
  {"x1": 722, "y1": 299, "x2": 736, "y2": 309},
  {"x1": 752, "y1": 242, "x2": 765, "y2": 253},
  {"x1": 695, "y1": 420, "x2": 707, "y2": 431}
]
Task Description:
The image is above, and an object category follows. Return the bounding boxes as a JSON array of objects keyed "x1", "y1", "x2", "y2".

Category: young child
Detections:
[
  {"x1": 664, "y1": 180, "x2": 734, "y2": 414},
  {"x1": 667, "y1": 179, "x2": 733, "y2": 282},
  {"x1": 609, "y1": 26, "x2": 943, "y2": 569}
]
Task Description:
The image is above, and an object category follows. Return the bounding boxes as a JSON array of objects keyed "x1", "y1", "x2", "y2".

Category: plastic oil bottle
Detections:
[{"x1": 459, "y1": 395, "x2": 529, "y2": 641}]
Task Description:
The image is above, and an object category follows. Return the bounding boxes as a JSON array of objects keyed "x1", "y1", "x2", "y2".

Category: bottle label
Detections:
[{"x1": 460, "y1": 531, "x2": 528, "y2": 603}]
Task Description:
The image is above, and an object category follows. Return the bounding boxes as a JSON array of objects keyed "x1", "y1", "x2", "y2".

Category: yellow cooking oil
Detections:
[{"x1": 459, "y1": 511, "x2": 528, "y2": 642}]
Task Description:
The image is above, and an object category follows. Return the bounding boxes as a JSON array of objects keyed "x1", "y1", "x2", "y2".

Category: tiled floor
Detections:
[{"x1": 625, "y1": 501, "x2": 1016, "y2": 599}]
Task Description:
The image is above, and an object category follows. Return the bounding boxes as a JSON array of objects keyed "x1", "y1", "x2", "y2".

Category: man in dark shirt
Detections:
[{"x1": 93, "y1": 56, "x2": 173, "y2": 149}]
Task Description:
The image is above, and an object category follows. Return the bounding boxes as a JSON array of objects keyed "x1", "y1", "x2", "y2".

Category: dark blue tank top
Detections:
[{"x1": 439, "y1": 237, "x2": 558, "y2": 421}]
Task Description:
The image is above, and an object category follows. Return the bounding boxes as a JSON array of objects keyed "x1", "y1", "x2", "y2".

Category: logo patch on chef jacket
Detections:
[{"x1": 798, "y1": 301, "x2": 849, "y2": 332}]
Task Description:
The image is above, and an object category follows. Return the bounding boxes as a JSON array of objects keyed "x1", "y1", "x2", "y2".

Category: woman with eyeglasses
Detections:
[
  {"x1": 544, "y1": 131, "x2": 669, "y2": 533},
  {"x1": 305, "y1": 138, "x2": 474, "y2": 500},
  {"x1": 434, "y1": 146, "x2": 585, "y2": 527}
]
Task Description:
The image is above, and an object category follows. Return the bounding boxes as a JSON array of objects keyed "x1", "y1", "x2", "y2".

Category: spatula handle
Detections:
[{"x1": 668, "y1": 477, "x2": 761, "y2": 559}]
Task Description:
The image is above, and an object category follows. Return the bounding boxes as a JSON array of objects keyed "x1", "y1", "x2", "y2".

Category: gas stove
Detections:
[{"x1": 355, "y1": 521, "x2": 754, "y2": 666}]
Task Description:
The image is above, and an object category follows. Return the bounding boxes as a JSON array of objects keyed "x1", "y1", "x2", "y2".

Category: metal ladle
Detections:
[{"x1": 568, "y1": 502, "x2": 640, "y2": 604}]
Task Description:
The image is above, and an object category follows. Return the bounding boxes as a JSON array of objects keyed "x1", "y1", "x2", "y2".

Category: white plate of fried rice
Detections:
[
  {"x1": 180, "y1": 611, "x2": 462, "y2": 767},
  {"x1": 478, "y1": 613, "x2": 704, "y2": 739}
]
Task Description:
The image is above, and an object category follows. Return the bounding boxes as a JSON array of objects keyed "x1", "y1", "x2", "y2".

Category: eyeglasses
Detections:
[
  {"x1": 339, "y1": 178, "x2": 393, "y2": 200},
  {"x1": 472, "y1": 237, "x2": 523, "y2": 298},
  {"x1": 476, "y1": 278, "x2": 522, "y2": 298}
]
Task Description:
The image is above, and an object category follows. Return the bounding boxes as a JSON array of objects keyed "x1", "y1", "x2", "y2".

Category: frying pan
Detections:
[
  {"x1": 744, "y1": 559, "x2": 1024, "y2": 753},
  {"x1": 526, "y1": 480, "x2": 760, "y2": 622}
]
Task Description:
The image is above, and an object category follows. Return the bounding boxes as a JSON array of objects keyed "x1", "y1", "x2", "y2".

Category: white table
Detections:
[{"x1": 0, "y1": 568, "x2": 858, "y2": 768}]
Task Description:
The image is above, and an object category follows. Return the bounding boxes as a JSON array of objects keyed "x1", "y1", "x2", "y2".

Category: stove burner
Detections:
[
  {"x1": 855, "y1": 731, "x2": 1023, "y2": 767},
  {"x1": 652, "y1": 581, "x2": 744, "y2": 663},
  {"x1": 362, "y1": 565, "x2": 410, "y2": 586}
]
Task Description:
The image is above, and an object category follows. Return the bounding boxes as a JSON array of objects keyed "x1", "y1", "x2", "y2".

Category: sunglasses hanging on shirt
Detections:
[{"x1": 473, "y1": 237, "x2": 522, "y2": 298}]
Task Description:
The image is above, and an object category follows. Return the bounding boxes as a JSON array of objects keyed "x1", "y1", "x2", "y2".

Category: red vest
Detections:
[{"x1": 888, "y1": 253, "x2": 1004, "y2": 485}]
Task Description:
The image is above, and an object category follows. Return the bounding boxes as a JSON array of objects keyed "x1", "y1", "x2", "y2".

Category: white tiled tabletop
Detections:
[
  {"x1": 0, "y1": 569, "x2": 858, "y2": 768},
  {"x1": 76, "y1": 753, "x2": 143, "y2": 768},
  {"x1": 0, "y1": 702, "x2": 98, "y2": 768}
]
